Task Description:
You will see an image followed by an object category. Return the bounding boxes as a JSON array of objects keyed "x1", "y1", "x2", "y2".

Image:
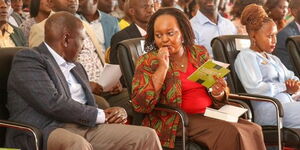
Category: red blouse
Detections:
[{"x1": 179, "y1": 53, "x2": 212, "y2": 114}]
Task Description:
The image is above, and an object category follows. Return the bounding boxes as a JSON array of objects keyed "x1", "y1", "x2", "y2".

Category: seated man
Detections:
[
  {"x1": 5, "y1": 12, "x2": 162, "y2": 150},
  {"x1": 0, "y1": 0, "x2": 26, "y2": 47}
]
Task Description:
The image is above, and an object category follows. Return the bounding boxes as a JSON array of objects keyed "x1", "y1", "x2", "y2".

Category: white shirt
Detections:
[
  {"x1": 190, "y1": 11, "x2": 237, "y2": 57},
  {"x1": 45, "y1": 42, "x2": 105, "y2": 123},
  {"x1": 81, "y1": 12, "x2": 106, "y2": 53},
  {"x1": 136, "y1": 24, "x2": 147, "y2": 36}
]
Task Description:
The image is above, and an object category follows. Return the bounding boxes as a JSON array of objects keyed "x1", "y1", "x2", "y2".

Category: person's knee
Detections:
[{"x1": 66, "y1": 136, "x2": 92, "y2": 150}]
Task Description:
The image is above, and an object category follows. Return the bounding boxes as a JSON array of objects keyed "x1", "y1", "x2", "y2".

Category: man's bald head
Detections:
[
  {"x1": 45, "y1": 11, "x2": 83, "y2": 43},
  {"x1": 45, "y1": 11, "x2": 85, "y2": 62}
]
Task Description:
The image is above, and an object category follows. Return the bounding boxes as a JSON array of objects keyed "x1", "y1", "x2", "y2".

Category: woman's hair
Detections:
[
  {"x1": 30, "y1": 0, "x2": 41, "y2": 18},
  {"x1": 240, "y1": 4, "x2": 273, "y2": 32},
  {"x1": 145, "y1": 7, "x2": 195, "y2": 52},
  {"x1": 230, "y1": 0, "x2": 264, "y2": 19}
]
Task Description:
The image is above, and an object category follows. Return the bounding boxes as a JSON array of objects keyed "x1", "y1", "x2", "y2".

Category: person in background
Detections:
[
  {"x1": 20, "y1": 0, "x2": 50, "y2": 40},
  {"x1": 111, "y1": 0, "x2": 125, "y2": 19},
  {"x1": 118, "y1": 0, "x2": 131, "y2": 30},
  {"x1": 175, "y1": 0, "x2": 192, "y2": 12},
  {"x1": 274, "y1": 0, "x2": 300, "y2": 74},
  {"x1": 97, "y1": 0, "x2": 114, "y2": 14},
  {"x1": 230, "y1": 0, "x2": 264, "y2": 35},
  {"x1": 235, "y1": 4, "x2": 300, "y2": 129},
  {"x1": 264, "y1": 0, "x2": 288, "y2": 31},
  {"x1": 153, "y1": 0, "x2": 160, "y2": 11},
  {"x1": 78, "y1": 0, "x2": 119, "y2": 50},
  {"x1": 10, "y1": 0, "x2": 28, "y2": 26},
  {"x1": 132, "y1": 7, "x2": 266, "y2": 150},
  {"x1": 77, "y1": 0, "x2": 133, "y2": 119},
  {"x1": 5, "y1": 12, "x2": 163, "y2": 150},
  {"x1": 110, "y1": 0, "x2": 154, "y2": 64},
  {"x1": 161, "y1": 0, "x2": 175, "y2": 7},
  {"x1": 187, "y1": 0, "x2": 199, "y2": 19},
  {"x1": 0, "y1": 0, "x2": 26, "y2": 47},
  {"x1": 190, "y1": 0, "x2": 237, "y2": 57}
]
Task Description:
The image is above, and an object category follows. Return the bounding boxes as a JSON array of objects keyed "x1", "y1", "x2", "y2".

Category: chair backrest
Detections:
[
  {"x1": 0, "y1": 47, "x2": 24, "y2": 146},
  {"x1": 211, "y1": 35, "x2": 250, "y2": 94},
  {"x1": 286, "y1": 36, "x2": 300, "y2": 77},
  {"x1": 116, "y1": 37, "x2": 145, "y2": 95}
]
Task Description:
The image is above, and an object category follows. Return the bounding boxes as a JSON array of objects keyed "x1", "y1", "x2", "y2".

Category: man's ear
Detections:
[
  {"x1": 62, "y1": 32, "x2": 70, "y2": 48},
  {"x1": 128, "y1": 7, "x2": 135, "y2": 17}
]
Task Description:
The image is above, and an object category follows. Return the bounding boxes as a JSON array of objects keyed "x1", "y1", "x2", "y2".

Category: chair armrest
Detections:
[
  {"x1": 229, "y1": 93, "x2": 284, "y2": 117},
  {"x1": 228, "y1": 93, "x2": 284, "y2": 150},
  {"x1": 154, "y1": 104, "x2": 188, "y2": 150},
  {"x1": 0, "y1": 120, "x2": 42, "y2": 150},
  {"x1": 154, "y1": 104, "x2": 189, "y2": 127}
]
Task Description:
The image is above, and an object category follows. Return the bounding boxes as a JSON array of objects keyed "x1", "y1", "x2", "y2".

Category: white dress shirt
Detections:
[
  {"x1": 45, "y1": 42, "x2": 106, "y2": 123},
  {"x1": 190, "y1": 11, "x2": 237, "y2": 57}
]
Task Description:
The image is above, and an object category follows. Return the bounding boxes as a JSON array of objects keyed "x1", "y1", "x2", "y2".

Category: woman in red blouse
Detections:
[{"x1": 131, "y1": 7, "x2": 266, "y2": 150}]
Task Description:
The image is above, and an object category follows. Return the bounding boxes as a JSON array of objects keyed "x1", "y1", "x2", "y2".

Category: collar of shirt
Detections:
[
  {"x1": 44, "y1": 42, "x2": 76, "y2": 71},
  {"x1": 78, "y1": 10, "x2": 102, "y2": 24},
  {"x1": 0, "y1": 24, "x2": 14, "y2": 38},
  {"x1": 194, "y1": 10, "x2": 224, "y2": 26},
  {"x1": 135, "y1": 24, "x2": 147, "y2": 36},
  {"x1": 295, "y1": 21, "x2": 300, "y2": 32}
]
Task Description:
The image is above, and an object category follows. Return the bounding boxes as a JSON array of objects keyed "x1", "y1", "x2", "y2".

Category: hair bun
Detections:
[{"x1": 241, "y1": 4, "x2": 270, "y2": 31}]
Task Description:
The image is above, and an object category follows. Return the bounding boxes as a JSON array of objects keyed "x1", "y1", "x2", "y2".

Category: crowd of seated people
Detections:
[{"x1": 1, "y1": 0, "x2": 300, "y2": 149}]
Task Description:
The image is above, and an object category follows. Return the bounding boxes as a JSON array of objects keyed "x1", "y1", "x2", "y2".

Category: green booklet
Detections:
[{"x1": 187, "y1": 60, "x2": 230, "y2": 88}]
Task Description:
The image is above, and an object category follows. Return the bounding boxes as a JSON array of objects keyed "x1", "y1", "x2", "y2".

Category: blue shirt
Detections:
[
  {"x1": 235, "y1": 48, "x2": 299, "y2": 126},
  {"x1": 45, "y1": 42, "x2": 105, "y2": 123},
  {"x1": 190, "y1": 11, "x2": 237, "y2": 57}
]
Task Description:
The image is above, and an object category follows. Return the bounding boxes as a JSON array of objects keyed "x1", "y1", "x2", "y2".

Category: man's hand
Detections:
[
  {"x1": 104, "y1": 107, "x2": 127, "y2": 124},
  {"x1": 90, "y1": 82, "x2": 103, "y2": 95},
  {"x1": 108, "y1": 82, "x2": 122, "y2": 95}
]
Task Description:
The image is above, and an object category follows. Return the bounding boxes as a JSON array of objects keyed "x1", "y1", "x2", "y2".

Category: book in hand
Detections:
[
  {"x1": 187, "y1": 60, "x2": 230, "y2": 88},
  {"x1": 204, "y1": 105, "x2": 248, "y2": 123}
]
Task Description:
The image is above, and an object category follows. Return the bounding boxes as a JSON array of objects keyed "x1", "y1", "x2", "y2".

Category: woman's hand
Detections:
[
  {"x1": 157, "y1": 46, "x2": 170, "y2": 70},
  {"x1": 211, "y1": 76, "x2": 227, "y2": 98},
  {"x1": 104, "y1": 107, "x2": 127, "y2": 124},
  {"x1": 285, "y1": 79, "x2": 300, "y2": 94}
]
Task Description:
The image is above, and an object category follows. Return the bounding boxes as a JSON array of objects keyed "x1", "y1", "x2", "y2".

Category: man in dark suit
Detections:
[
  {"x1": 5, "y1": 12, "x2": 162, "y2": 150},
  {"x1": 274, "y1": 0, "x2": 300, "y2": 73},
  {"x1": 109, "y1": 0, "x2": 154, "y2": 64}
]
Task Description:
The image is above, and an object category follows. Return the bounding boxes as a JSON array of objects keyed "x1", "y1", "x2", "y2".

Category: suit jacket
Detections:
[
  {"x1": 10, "y1": 24, "x2": 27, "y2": 47},
  {"x1": 110, "y1": 23, "x2": 142, "y2": 64},
  {"x1": 274, "y1": 21, "x2": 300, "y2": 73},
  {"x1": 5, "y1": 43, "x2": 98, "y2": 150}
]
